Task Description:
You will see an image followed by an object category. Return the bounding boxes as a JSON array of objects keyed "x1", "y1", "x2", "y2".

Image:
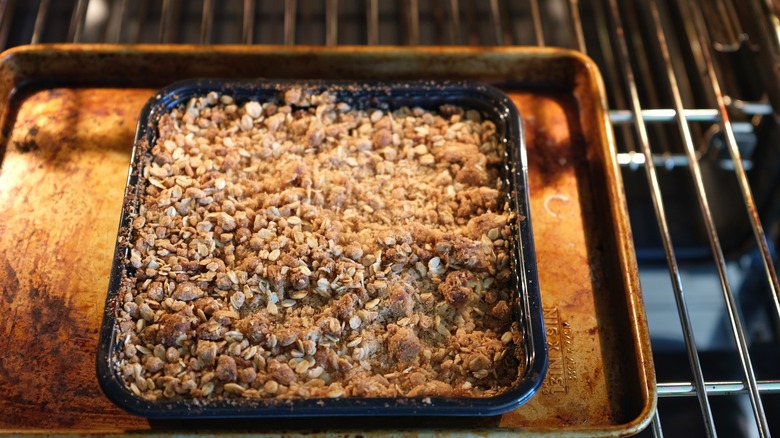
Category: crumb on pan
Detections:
[{"x1": 115, "y1": 86, "x2": 523, "y2": 401}]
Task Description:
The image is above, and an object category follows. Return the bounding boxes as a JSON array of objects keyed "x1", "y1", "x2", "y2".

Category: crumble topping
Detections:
[{"x1": 115, "y1": 87, "x2": 522, "y2": 401}]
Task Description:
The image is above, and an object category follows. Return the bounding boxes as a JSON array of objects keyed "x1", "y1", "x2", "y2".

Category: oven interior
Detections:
[{"x1": 2, "y1": 0, "x2": 780, "y2": 436}]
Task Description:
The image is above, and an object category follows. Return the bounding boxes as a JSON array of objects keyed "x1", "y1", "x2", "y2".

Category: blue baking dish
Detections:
[{"x1": 97, "y1": 79, "x2": 547, "y2": 418}]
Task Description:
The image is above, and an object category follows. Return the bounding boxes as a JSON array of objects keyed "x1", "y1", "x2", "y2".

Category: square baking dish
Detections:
[{"x1": 97, "y1": 79, "x2": 547, "y2": 418}]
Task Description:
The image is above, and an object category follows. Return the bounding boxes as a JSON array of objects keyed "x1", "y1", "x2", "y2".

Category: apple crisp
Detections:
[{"x1": 115, "y1": 86, "x2": 522, "y2": 401}]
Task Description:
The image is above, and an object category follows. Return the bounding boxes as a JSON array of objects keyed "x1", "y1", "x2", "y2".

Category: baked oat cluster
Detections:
[{"x1": 115, "y1": 87, "x2": 522, "y2": 401}]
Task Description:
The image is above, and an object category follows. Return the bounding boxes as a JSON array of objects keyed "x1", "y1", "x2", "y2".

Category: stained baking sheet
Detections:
[{"x1": 0, "y1": 45, "x2": 655, "y2": 436}]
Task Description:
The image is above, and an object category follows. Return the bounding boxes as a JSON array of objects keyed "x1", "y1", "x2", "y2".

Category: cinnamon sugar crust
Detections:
[{"x1": 115, "y1": 87, "x2": 522, "y2": 401}]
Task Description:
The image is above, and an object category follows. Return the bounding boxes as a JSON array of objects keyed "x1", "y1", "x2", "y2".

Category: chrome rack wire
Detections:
[
  {"x1": 4, "y1": 0, "x2": 780, "y2": 436},
  {"x1": 653, "y1": 0, "x2": 767, "y2": 433},
  {"x1": 606, "y1": 0, "x2": 717, "y2": 435}
]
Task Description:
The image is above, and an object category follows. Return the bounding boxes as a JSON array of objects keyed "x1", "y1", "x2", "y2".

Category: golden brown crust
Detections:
[{"x1": 115, "y1": 87, "x2": 521, "y2": 401}]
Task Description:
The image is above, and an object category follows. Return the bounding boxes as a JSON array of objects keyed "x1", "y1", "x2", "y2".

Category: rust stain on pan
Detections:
[
  {"x1": 0, "y1": 87, "x2": 156, "y2": 431},
  {"x1": 499, "y1": 91, "x2": 629, "y2": 429},
  {"x1": 0, "y1": 46, "x2": 654, "y2": 436}
]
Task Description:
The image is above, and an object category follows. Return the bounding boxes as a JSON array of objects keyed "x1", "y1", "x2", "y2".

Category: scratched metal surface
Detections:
[{"x1": 0, "y1": 45, "x2": 654, "y2": 436}]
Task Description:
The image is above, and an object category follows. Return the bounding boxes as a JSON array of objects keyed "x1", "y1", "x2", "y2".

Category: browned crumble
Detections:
[{"x1": 115, "y1": 87, "x2": 522, "y2": 401}]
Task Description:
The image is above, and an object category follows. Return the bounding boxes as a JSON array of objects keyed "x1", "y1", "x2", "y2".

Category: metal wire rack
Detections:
[{"x1": 2, "y1": 0, "x2": 780, "y2": 436}]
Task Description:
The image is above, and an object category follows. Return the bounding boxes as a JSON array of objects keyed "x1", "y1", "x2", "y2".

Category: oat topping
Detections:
[{"x1": 115, "y1": 87, "x2": 522, "y2": 401}]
